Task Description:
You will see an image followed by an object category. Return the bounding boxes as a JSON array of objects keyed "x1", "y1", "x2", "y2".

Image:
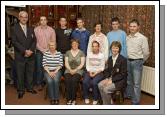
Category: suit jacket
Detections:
[
  {"x1": 104, "y1": 54, "x2": 127, "y2": 90},
  {"x1": 11, "y1": 23, "x2": 36, "y2": 62}
]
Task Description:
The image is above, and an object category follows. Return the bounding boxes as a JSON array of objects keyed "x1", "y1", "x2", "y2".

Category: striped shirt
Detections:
[
  {"x1": 42, "y1": 50, "x2": 63, "y2": 71},
  {"x1": 127, "y1": 32, "x2": 150, "y2": 61}
]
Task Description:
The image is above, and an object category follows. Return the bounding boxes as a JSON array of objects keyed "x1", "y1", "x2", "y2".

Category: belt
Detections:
[{"x1": 128, "y1": 58, "x2": 143, "y2": 61}]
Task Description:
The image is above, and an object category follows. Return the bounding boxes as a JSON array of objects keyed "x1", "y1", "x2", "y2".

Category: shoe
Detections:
[
  {"x1": 71, "y1": 100, "x2": 76, "y2": 105},
  {"x1": 67, "y1": 100, "x2": 72, "y2": 105},
  {"x1": 27, "y1": 89, "x2": 37, "y2": 94},
  {"x1": 93, "y1": 100, "x2": 98, "y2": 105},
  {"x1": 55, "y1": 100, "x2": 59, "y2": 105},
  {"x1": 84, "y1": 99, "x2": 90, "y2": 104},
  {"x1": 18, "y1": 93, "x2": 24, "y2": 99},
  {"x1": 50, "y1": 100, "x2": 54, "y2": 105},
  {"x1": 37, "y1": 85, "x2": 43, "y2": 91},
  {"x1": 124, "y1": 96, "x2": 131, "y2": 100}
]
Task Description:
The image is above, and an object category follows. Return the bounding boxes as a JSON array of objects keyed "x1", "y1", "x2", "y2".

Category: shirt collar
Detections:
[
  {"x1": 94, "y1": 32, "x2": 103, "y2": 37},
  {"x1": 129, "y1": 32, "x2": 140, "y2": 38},
  {"x1": 76, "y1": 28, "x2": 86, "y2": 31},
  {"x1": 112, "y1": 54, "x2": 119, "y2": 60},
  {"x1": 40, "y1": 25, "x2": 48, "y2": 29},
  {"x1": 19, "y1": 23, "x2": 26, "y2": 29}
]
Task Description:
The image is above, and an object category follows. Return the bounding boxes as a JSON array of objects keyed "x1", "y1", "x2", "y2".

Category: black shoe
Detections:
[
  {"x1": 50, "y1": 100, "x2": 55, "y2": 105},
  {"x1": 124, "y1": 96, "x2": 131, "y2": 100},
  {"x1": 18, "y1": 93, "x2": 24, "y2": 99},
  {"x1": 27, "y1": 89, "x2": 37, "y2": 94},
  {"x1": 66, "y1": 100, "x2": 72, "y2": 105},
  {"x1": 55, "y1": 100, "x2": 59, "y2": 105},
  {"x1": 37, "y1": 85, "x2": 43, "y2": 91}
]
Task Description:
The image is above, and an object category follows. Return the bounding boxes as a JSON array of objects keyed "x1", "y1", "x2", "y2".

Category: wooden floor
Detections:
[{"x1": 5, "y1": 84, "x2": 155, "y2": 105}]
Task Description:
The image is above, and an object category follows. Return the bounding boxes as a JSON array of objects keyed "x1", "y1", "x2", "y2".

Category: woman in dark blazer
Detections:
[{"x1": 98, "y1": 41, "x2": 127, "y2": 105}]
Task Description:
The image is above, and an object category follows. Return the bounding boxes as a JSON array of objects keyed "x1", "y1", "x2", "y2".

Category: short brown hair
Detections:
[
  {"x1": 129, "y1": 19, "x2": 140, "y2": 26},
  {"x1": 92, "y1": 41, "x2": 100, "y2": 47},
  {"x1": 76, "y1": 18, "x2": 84, "y2": 22},
  {"x1": 71, "y1": 39, "x2": 80, "y2": 45},
  {"x1": 110, "y1": 41, "x2": 122, "y2": 53}
]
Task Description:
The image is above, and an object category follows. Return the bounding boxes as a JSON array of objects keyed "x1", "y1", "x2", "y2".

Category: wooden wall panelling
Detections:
[{"x1": 81, "y1": 5, "x2": 155, "y2": 67}]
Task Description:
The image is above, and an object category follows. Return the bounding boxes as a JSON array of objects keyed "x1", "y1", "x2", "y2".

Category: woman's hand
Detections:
[
  {"x1": 70, "y1": 69, "x2": 77, "y2": 75},
  {"x1": 107, "y1": 79, "x2": 112, "y2": 85},
  {"x1": 49, "y1": 71, "x2": 56, "y2": 78}
]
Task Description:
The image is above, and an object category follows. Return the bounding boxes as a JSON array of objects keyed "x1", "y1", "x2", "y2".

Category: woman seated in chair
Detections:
[
  {"x1": 98, "y1": 41, "x2": 127, "y2": 105},
  {"x1": 64, "y1": 39, "x2": 85, "y2": 105},
  {"x1": 83, "y1": 41, "x2": 105, "y2": 105},
  {"x1": 42, "y1": 41, "x2": 63, "y2": 105}
]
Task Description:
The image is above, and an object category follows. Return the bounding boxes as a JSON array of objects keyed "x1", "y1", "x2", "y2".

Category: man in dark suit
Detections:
[
  {"x1": 11, "y1": 11, "x2": 37, "y2": 99},
  {"x1": 98, "y1": 41, "x2": 127, "y2": 104}
]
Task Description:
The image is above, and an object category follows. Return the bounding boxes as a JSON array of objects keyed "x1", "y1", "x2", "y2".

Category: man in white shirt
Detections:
[
  {"x1": 126, "y1": 19, "x2": 150, "y2": 105},
  {"x1": 83, "y1": 41, "x2": 105, "y2": 105}
]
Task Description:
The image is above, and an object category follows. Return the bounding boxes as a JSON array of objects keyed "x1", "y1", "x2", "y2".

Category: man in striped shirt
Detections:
[{"x1": 126, "y1": 19, "x2": 150, "y2": 105}]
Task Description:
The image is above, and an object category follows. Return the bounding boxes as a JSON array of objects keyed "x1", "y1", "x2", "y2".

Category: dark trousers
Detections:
[
  {"x1": 83, "y1": 72, "x2": 103, "y2": 100},
  {"x1": 35, "y1": 50, "x2": 44, "y2": 86},
  {"x1": 64, "y1": 73, "x2": 81, "y2": 101},
  {"x1": 15, "y1": 59, "x2": 35, "y2": 93}
]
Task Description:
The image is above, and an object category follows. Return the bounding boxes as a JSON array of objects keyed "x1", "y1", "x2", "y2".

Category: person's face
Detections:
[
  {"x1": 19, "y1": 13, "x2": 28, "y2": 25},
  {"x1": 129, "y1": 22, "x2": 139, "y2": 34},
  {"x1": 40, "y1": 16, "x2": 47, "y2": 26},
  {"x1": 111, "y1": 46, "x2": 119, "y2": 56},
  {"x1": 71, "y1": 41, "x2": 79, "y2": 50},
  {"x1": 95, "y1": 24, "x2": 102, "y2": 32},
  {"x1": 49, "y1": 43, "x2": 56, "y2": 51},
  {"x1": 77, "y1": 20, "x2": 84, "y2": 29},
  {"x1": 92, "y1": 43, "x2": 99, "y2": 54},
  {"x1": 59, "y1": 18, "x2": 67, "y2": 27},
  {"x1": 112, "y1": 21, "x2": 120, "y2": 30}
]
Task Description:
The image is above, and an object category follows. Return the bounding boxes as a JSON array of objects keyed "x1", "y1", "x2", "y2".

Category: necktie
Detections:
[{"x1": 23, "y1": 26, "x2": 27, "y2": 37}]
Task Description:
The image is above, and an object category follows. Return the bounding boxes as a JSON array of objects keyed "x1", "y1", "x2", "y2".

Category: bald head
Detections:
[{"x1": 19, "y1": 11, "x2": 28, "y2": 25}]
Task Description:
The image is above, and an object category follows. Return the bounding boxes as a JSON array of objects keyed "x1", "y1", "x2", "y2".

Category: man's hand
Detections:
[
  {"x1": 107, "y1": 79, "x2": 112, "y2": 85},
  {"x1": 24, "y1": 50, "x2": 33, "y2": 57}
]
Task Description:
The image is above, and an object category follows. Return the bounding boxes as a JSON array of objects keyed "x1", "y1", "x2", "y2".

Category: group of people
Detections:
[{"x1": 11, "y1": 10, "x2": 150, "y2": 105}]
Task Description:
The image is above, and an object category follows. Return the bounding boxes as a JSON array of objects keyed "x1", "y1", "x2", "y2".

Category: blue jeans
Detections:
[
  {"x1": 35, "y1": 50, "x2": 44, "y2": 85},
  {"x1": 44, "y1": 71, "x2": 62, "y2": 100},
  {"x1": 83, "y1": 72, "x2": 103, "y2": 100},
  {"x1": 125, "y1": 60, "x2": 133, "y2": 98},
  {"x1": 127, "y1": 59, "x2": 144, "y2": 104}
]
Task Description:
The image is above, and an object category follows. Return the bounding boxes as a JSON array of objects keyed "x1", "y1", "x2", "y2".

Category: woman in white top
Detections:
[
  {"x1": 83, "y1": 41, "x2": 105, "y2": 105},
  {"x1": 87, "y1": 22, "x2": 109, "y2": 62}
]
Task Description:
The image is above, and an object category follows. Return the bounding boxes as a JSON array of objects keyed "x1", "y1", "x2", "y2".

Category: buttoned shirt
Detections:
[
  {"x1": 126, "y1": 32, "x2": 150, "y2": 61},
  {"x1": 19, "y1": 23, "x2": 27, "y2": 36},
  {"x1": 112, "y1": 54, "x2": 119, "y2": 67},
  {"x1": 34, "y1": 25, "x2": 56, "y2": 53}
]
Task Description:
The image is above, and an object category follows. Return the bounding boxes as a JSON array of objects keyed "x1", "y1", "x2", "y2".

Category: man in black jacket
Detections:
[{"x1": 12, "y1": 11, "x2": 37, "y2": 99}]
